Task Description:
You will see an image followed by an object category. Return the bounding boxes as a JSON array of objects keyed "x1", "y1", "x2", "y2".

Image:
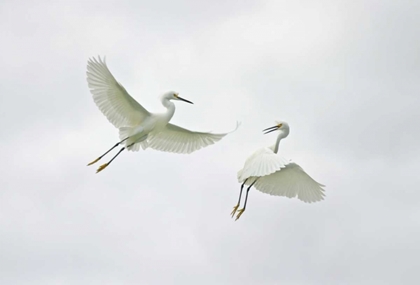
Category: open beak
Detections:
[
  {"x1": 177, "y1": 95, "x2": 193, "y2": 104},
  {"x1": 262, "y1": 125, "x2": 279, "y2": 134}
]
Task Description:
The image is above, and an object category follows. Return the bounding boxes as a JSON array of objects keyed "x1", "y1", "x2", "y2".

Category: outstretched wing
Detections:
[
  {"x1": 86, "y1": 56, "x2": 150, "y2": 128},
  {"x1": 237, "y1": 148, "x2": 289, "y2": 182},
  {"x1": 147, "y1": 123, "x2": 237, "y2": 154},
  {"x1": 253, "y1": 162, "x2": 326, "y2": 203}
]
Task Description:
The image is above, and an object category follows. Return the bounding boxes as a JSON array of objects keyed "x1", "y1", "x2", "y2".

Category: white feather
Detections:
[
  {"x1": 86, "y1": 57, "x2": 150, "y2": 128},
  {"x1": 147, "y1": 123, "x2": 229, "y2": 154},
  {"x1": 237, "y1": 148, "x2": 289, "y2": 182},
  {"x1": 236, "y1": 121, "x2": 325, "y2": 204},
  {"x1": 86, "y1": 56, "x2": 238, "y2": 173},
  {"x1": 252, "y1": 162, "x2": 325, "y2": 203}
]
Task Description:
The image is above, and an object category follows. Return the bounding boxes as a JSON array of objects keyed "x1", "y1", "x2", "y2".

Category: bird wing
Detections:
[
  {"x1": 86, "y1": 56, "x2": 150, "y2": 128},
  {"x1": 254, "y1": 162, "x2": 325, "y2": 203},
  {"x1": 237, "y1": 148, "x2": 289, "y2": 182},
  {"x1": 147, "y1": 123, "x2": 235, "y2": 154}
]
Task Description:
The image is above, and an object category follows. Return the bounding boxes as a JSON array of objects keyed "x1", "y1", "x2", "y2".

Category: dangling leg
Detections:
[
  {"x1": 87, "y1": 137, "x2": 128, "y2": 166},
  {"x1": 96, "y1": 147, "x2": 125, "y2": 173},
  {"x1": 96, "y1": 142, "x2": 137, "y2": 173},
  {"x1": 235, "y1": 179, "x2": 258, "y2": 221},
  {"x1": 231, "y1": 179, "x2": 248, "y2": 218}
]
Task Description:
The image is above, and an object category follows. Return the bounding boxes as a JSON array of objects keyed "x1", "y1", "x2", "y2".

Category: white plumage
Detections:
[
  {"x1": 86, "y1": 56, "x2": 236, "y2": 173},
  {"x1": 147, "y1": 123, "x2": 229, "y2": 154},
  {"x1": 87, "y1": 58, "x2": 150, "y2": 128},
  {"x1": 237, "y1": 148, "x2": 290, "y2": 182},
  {"x1": 232, "y1": 121, "x2": 325, "y2": 220}
]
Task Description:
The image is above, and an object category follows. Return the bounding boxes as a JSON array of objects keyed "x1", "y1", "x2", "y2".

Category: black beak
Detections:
[
  {"x1": 177, "y1": 96, "x2": 193, "y2": 104},
  {"x1": 262, "y1": 125, "x2": 279, "y2": 134}
]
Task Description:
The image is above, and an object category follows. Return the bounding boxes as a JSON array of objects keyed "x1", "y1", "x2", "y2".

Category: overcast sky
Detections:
[{"x1": 1, "y1": 0, "x2": 420, "y2": 284}]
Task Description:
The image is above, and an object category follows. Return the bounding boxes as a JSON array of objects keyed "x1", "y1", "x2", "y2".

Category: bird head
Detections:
[
  {"x1": 163, "y1": 91, "x2": 193, "y2": 104},
  {"x1": 263, "y1": 121, "x2": 290, "y2": 136}
]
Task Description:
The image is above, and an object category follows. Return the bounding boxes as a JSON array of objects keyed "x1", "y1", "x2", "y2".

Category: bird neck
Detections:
[
  {"x1": 272, "y1": 132, "x2": 286, "y2": 154},
  {"x1": 161, "y1": 98, "x2": 176, "y2": 121}
]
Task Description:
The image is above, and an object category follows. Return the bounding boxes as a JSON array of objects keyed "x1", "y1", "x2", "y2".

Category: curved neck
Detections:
[
  {"x1": 272, "y1": 131, "x2": 287, "y2": 154},
  {"x1": 161, "y1": 98, "x2": 175, "y2": 121}
]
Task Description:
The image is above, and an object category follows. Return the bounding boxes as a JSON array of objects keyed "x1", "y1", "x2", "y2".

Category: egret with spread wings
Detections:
[
  {"x1": 232, "y1": 121, "x2": 325, "y2": 220},
  {"x1": 86, "y1": 56, "x2": 235, "y2": 173}
]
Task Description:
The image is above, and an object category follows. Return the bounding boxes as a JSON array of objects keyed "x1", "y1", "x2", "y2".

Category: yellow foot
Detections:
[
  {"x1": 235, "y1": 209, "x2": 245, "y2": 221},
  {"x1": 231, "y1": 205, "x2": 240, "y2": 218},
  {"x1": 96, "y1": 163, "x2": 109, "y2": 173},
  {"x1": 87, "y1": 157, "x2": 100, "y2": 166}
]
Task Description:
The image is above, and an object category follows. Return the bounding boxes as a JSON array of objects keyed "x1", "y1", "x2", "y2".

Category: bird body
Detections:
[
  {"x1": 232, "y1": 121, "x2": 325, "y2": 220},
  {"x1": 116, "y1": 92, "x2": 178, "y2": 151},
  {"x1": 237, "y1": 147, "x2": 290, "y2": 183},
  {"x1": 86, "y1": 56, "x2": 236, "y2": 172}
]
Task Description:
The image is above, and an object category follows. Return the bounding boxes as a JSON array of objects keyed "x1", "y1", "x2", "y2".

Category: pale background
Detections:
[{"x1": 1, "y1": 0, "x2": 419, "y2": 284}]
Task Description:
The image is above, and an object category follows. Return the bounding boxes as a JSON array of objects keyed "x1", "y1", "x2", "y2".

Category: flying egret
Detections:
[
  {"x1": 86, "y1": 56, "x2": 236, "y2": 173},
  {"x1": 232, "y1": 121, "x2": 325, "y2": 220}
]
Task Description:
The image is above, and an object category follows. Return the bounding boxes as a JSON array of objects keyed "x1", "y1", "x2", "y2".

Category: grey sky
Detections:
[{"x1": 1, "y1": 0, "x2": 419, "y2": 284}]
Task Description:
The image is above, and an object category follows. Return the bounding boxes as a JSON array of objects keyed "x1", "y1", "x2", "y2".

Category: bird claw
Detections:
[
  {"x1": 235, "y1": 209, "x2": 245, "y2": 221},
  {"x1": 96, "y1": 163, "x2": 108, "y2": 173},
  {"x1": 231, "y1": 205, "x2": 240, "y2": 218},
  {"x1": 87, "y1": 157, "x2": 100, "y2": 166}
]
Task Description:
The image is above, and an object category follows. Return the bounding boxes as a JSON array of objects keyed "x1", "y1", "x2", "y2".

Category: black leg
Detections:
[
  {"x1": 237, "y1": 179, "x2": 248, "y2": 206},
  {"x1": 96, "y1": 147, "x2": 125, "y2": 173},
  {"x1": 242, "y1": 179, "x2": 257, "y2": 211},
  {"x1": 107, "y1": 147, "x2": 125, "y2": 165},
  {"x1": 231, "y1": 179, "x2": 248, "y2": 217},
  {"x1": 235, "y1": 178, "x2": 258, "y2": 220},
  {"x1": 87, "y1": 137, "x2": 128, "y2": 166}
]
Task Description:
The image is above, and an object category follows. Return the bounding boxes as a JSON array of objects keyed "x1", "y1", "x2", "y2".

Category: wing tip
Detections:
[
  {"x1": 206, "y1": 120, "x2": 241, "y2": 136},
  {"x1": 229, "y1": 121, "x2": 241, "y2": 134},
  {"x1": 87, "y1": 55, "x2": 107, "y2": 67}
]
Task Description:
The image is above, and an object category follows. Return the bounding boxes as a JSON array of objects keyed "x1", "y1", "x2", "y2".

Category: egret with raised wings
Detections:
[
  {"x1": 86, "y1": 56, "x2": 235, "y2": 173},
  {"x1": 232, "y1": 121, "x2": 325, "y2": 220}
]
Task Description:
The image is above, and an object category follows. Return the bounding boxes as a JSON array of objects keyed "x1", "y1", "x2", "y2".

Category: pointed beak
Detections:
[
  {"x1": 177, "y1": 95, "x2": 193, "y2": 104},
  {"x1": 262, "y1": 125, "x2": 279, "y2": 134}
]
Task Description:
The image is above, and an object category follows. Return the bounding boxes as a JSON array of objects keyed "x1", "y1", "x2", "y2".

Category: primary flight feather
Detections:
[
  {"x1": 232, "y1": 121, "x2": 325, "y2": 220},
  {"x1": 86, "y1": 56, "x2": 236, "y2": 173}
]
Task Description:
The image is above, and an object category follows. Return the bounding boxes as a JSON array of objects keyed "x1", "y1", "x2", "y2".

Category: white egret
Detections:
[
  {"x1": 232, "y1": 121, "x2": 325, "y2": 220},
  {"x1": 86, "y1": 56, "x2": 236, "y2": 173}
]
